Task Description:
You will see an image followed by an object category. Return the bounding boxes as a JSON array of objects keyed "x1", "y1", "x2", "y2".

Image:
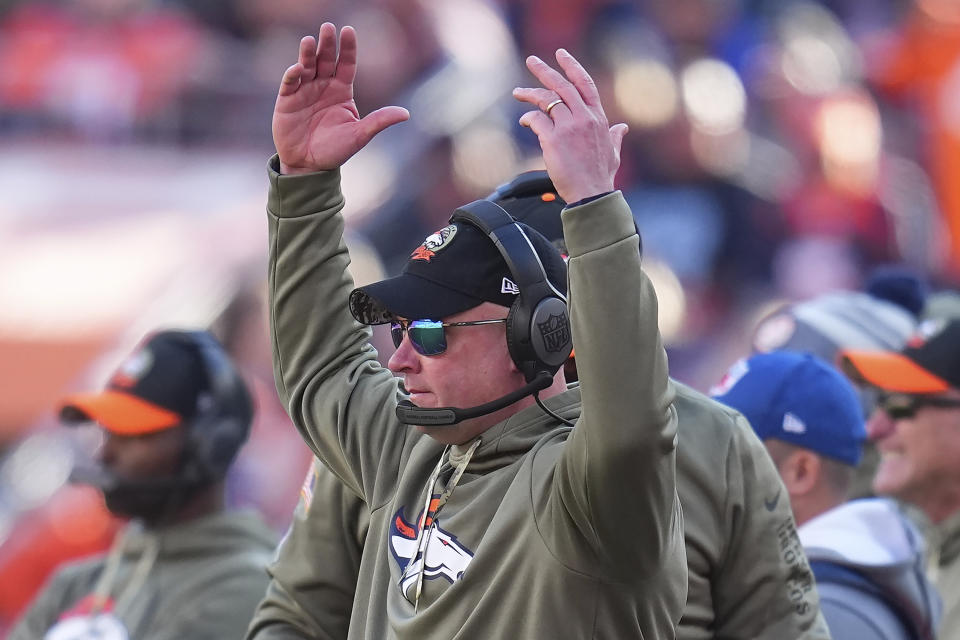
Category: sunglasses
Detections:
[
  {"x1": 877, "y1": 392, "x2": 960, "y2": 420},
  {"x1": 390, "y1": 318, "x2": 508, "y2": 356}
]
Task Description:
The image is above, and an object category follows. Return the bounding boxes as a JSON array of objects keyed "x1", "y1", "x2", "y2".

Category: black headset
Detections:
[
  {"x1": 167, "y1": 330, "x2": 253, "y2": 484},
  {"x1": 449, "y1": 200, "x2": 573, "y2": 383}
]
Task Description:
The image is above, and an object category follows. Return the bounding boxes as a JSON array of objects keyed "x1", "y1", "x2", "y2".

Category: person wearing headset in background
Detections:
[
  {"x1": 248, "y1": 171, "x2": 831, "y2": 640},
  {"x1": 265, "y1": 21, "x2": 686, "y2": 639},
  {"x1": 10, "y1": 329, "x2": 276, "y2": 640}
]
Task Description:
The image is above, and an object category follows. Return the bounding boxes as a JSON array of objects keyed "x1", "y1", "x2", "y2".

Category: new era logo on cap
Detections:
[
  {"x1": 783, "y1": 413, "x2": 807, "y2": 434},
  {"x1": 501, "y1": 278, "x2": 520, "y2": 295}
]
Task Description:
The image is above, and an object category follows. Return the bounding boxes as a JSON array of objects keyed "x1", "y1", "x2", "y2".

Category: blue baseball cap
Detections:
[{"x1": 710, "y1": 351, "x2": 866, "y2": 466}]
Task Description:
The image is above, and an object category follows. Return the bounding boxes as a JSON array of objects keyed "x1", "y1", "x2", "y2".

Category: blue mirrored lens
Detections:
[
  {"x1": 408, "y1": 321, "x2": 446, "y2": 355},
  {"x1": 390, "y1": 321, "x2": 447, "y2": 355}
]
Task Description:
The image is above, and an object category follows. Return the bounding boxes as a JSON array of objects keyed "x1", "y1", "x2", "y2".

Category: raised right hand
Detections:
[{"x1": 272, "y1": 23, "x2": 410, "y2": 175}]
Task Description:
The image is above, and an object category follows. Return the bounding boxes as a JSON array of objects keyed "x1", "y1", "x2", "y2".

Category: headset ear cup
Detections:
[
  {"x1": 175, "y1": 331, "x2": 253, "y2": 484},
  {"x1": 194, "y1": 419, "x2": 245, "y2": 481},
  {"x1": 528, "y1": 297, "x2": 572, "y2": 370},
  {"x1": 505, "y1": 298, "x2": 531, "y2": 381}
]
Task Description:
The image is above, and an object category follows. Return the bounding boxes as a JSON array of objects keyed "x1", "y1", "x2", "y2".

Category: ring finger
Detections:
[{"x1": 512, "y1": 87, "x2": 570, "y2": 119}]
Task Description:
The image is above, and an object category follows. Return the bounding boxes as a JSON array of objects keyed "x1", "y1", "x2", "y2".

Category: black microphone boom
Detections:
[{"x1": 395, "y1": 372, "x2": 554, "y2": 426}]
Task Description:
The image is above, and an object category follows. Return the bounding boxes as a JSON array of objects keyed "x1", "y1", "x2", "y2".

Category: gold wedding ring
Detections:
[{"x1": 545, "y1": 98, "x2": 564, "y2": 116}]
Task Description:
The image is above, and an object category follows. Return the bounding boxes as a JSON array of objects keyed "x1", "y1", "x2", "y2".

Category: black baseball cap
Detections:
[
  {"x1": 349, "y1": 214, "x2": 567, "y2": 325},
  {"x1": 488, "y1": 170, "x2": 642, "y2": 258},
  {"x1": 60, "y1": 331, "x2": 210, "y2": 435},
  {"x1": 840, "y1": 318, "x2": 960, "y2": 393},
  {"x1": 488, "y1": 171, "x2": 567, "y2": 246}
]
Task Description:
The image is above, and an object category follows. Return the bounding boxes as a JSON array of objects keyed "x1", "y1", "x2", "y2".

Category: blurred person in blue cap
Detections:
[
  {"x1": 713, "y1": 350, "x2": 941, "y2": 640},
  {"x1": 841, "y1": 317, "x2": 960, "y2": 640},
  {"x1": 10, "y1": 330, "x2": 276, "y2": 640}
]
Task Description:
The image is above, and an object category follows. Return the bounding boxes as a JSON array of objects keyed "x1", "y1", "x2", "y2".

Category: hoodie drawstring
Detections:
[
  {"x1": 90, "y1": 522, "x2": 160, "y2": 619},
  {"x1": 401, "y1": 437, "x2": 481, "y2": 611}
]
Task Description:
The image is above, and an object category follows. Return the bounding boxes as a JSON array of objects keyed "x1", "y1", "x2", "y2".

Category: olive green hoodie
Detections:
[
  {"x1": 265, "y1": 158, "x2": 686, "y2": 639},
  {"x1": 11, "y1": 510, "x2": 275, "y2": 640},
  {"x1": 250, "y1": 386, "x2": 831, "y2": 640}
]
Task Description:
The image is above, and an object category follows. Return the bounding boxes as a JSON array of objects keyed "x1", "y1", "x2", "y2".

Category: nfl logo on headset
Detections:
[{"x1": 538, "y1": 313, "x2": 570, "y2": 353}]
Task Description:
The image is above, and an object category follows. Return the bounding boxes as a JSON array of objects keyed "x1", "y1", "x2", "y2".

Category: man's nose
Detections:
[
  {"x1": 387, "y1": 333, "x2": 420, "y2": 374},
  {"x1": 866, "y1": 408, "x2": 896, "y2": 441}
]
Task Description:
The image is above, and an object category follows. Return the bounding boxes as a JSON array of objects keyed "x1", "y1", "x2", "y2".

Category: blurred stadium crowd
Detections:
[{"x1": 2, "y1": 0, "x2": 960, "y2": 633}]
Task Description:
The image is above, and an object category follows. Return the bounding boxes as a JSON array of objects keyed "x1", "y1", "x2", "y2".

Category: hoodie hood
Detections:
[
  {"x1": 451, "y1": 384, "x2": 580, "y2": 474},
  {"x1": 800, "y1": 498, "x2": 941, "y2": 638}
]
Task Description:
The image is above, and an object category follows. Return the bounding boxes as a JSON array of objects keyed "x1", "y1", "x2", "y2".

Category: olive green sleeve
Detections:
[
  {"x1": 246, "y1": 459, "x2": 367, "y2": 640},
  {"x1": 535, "y1": 189, "x2": 685, "y2": 640},
  {"x1": 266, "y1": 156, "x2": 409, "y2": 501}
]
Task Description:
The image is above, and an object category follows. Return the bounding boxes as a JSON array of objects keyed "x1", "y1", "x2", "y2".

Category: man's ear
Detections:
[{"x1": 779, "y1": 449, "x2": 821, "y2": 497}]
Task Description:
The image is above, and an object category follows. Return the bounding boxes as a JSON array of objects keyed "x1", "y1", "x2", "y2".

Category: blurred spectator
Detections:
[
  {"x1": 0, "y1": 0, "x2": 207, "y2": 140},
  {"x1": 750, "y1": 267, "x2": 923, "y2": 497},
  {"x1": 714, "y1": 351, "x2": 941, "y2": 640},
  {"x1": 10, "y1": 329, "x2": 275, "y2": 639},
  {"x1": 923, "y1": 289, "x2": 960, "y2": 322},
  {"x1": 841, "y1": 318, "x2": 960, "y2": 638},
  {"x1": 751, "y1": 270, "x2": 921, "y2": 407},
  {"x1": 868, "y1": 0, "x2": 960, "y2": 279}
]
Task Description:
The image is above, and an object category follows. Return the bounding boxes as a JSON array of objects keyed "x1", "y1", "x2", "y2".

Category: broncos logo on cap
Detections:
[
  {"x1": 410, "y1": 225, "x2": 458, "y2": 262},
  {"x1": 389, "y1": 505, "x2": 473, "y2": 600},
  {"x1": 109, "y1": 349, "x2": 153, "y2": 389}
]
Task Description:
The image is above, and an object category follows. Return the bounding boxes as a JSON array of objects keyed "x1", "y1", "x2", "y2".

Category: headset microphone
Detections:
[{"x1": 395, "y1": 372, "x2": 553, "y2": 426}]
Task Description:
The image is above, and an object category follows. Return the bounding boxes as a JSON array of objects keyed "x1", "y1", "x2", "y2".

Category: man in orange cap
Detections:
[
  {"x1": 841, "y1": 318, "x2": 960, "y2": 639},
  {"x1": 10, "y1": 330, "x2": 276, "y2": 640}
]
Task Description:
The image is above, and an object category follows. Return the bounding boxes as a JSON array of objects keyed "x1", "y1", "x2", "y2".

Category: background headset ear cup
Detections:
[{"x1": 168, "y1": 330, "x2": 253, "y2": 484}]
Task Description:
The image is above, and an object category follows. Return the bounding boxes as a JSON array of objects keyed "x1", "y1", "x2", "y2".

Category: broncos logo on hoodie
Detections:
[{"x1": 389, "y1": 504, "x2": 474, "y2": 599}]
